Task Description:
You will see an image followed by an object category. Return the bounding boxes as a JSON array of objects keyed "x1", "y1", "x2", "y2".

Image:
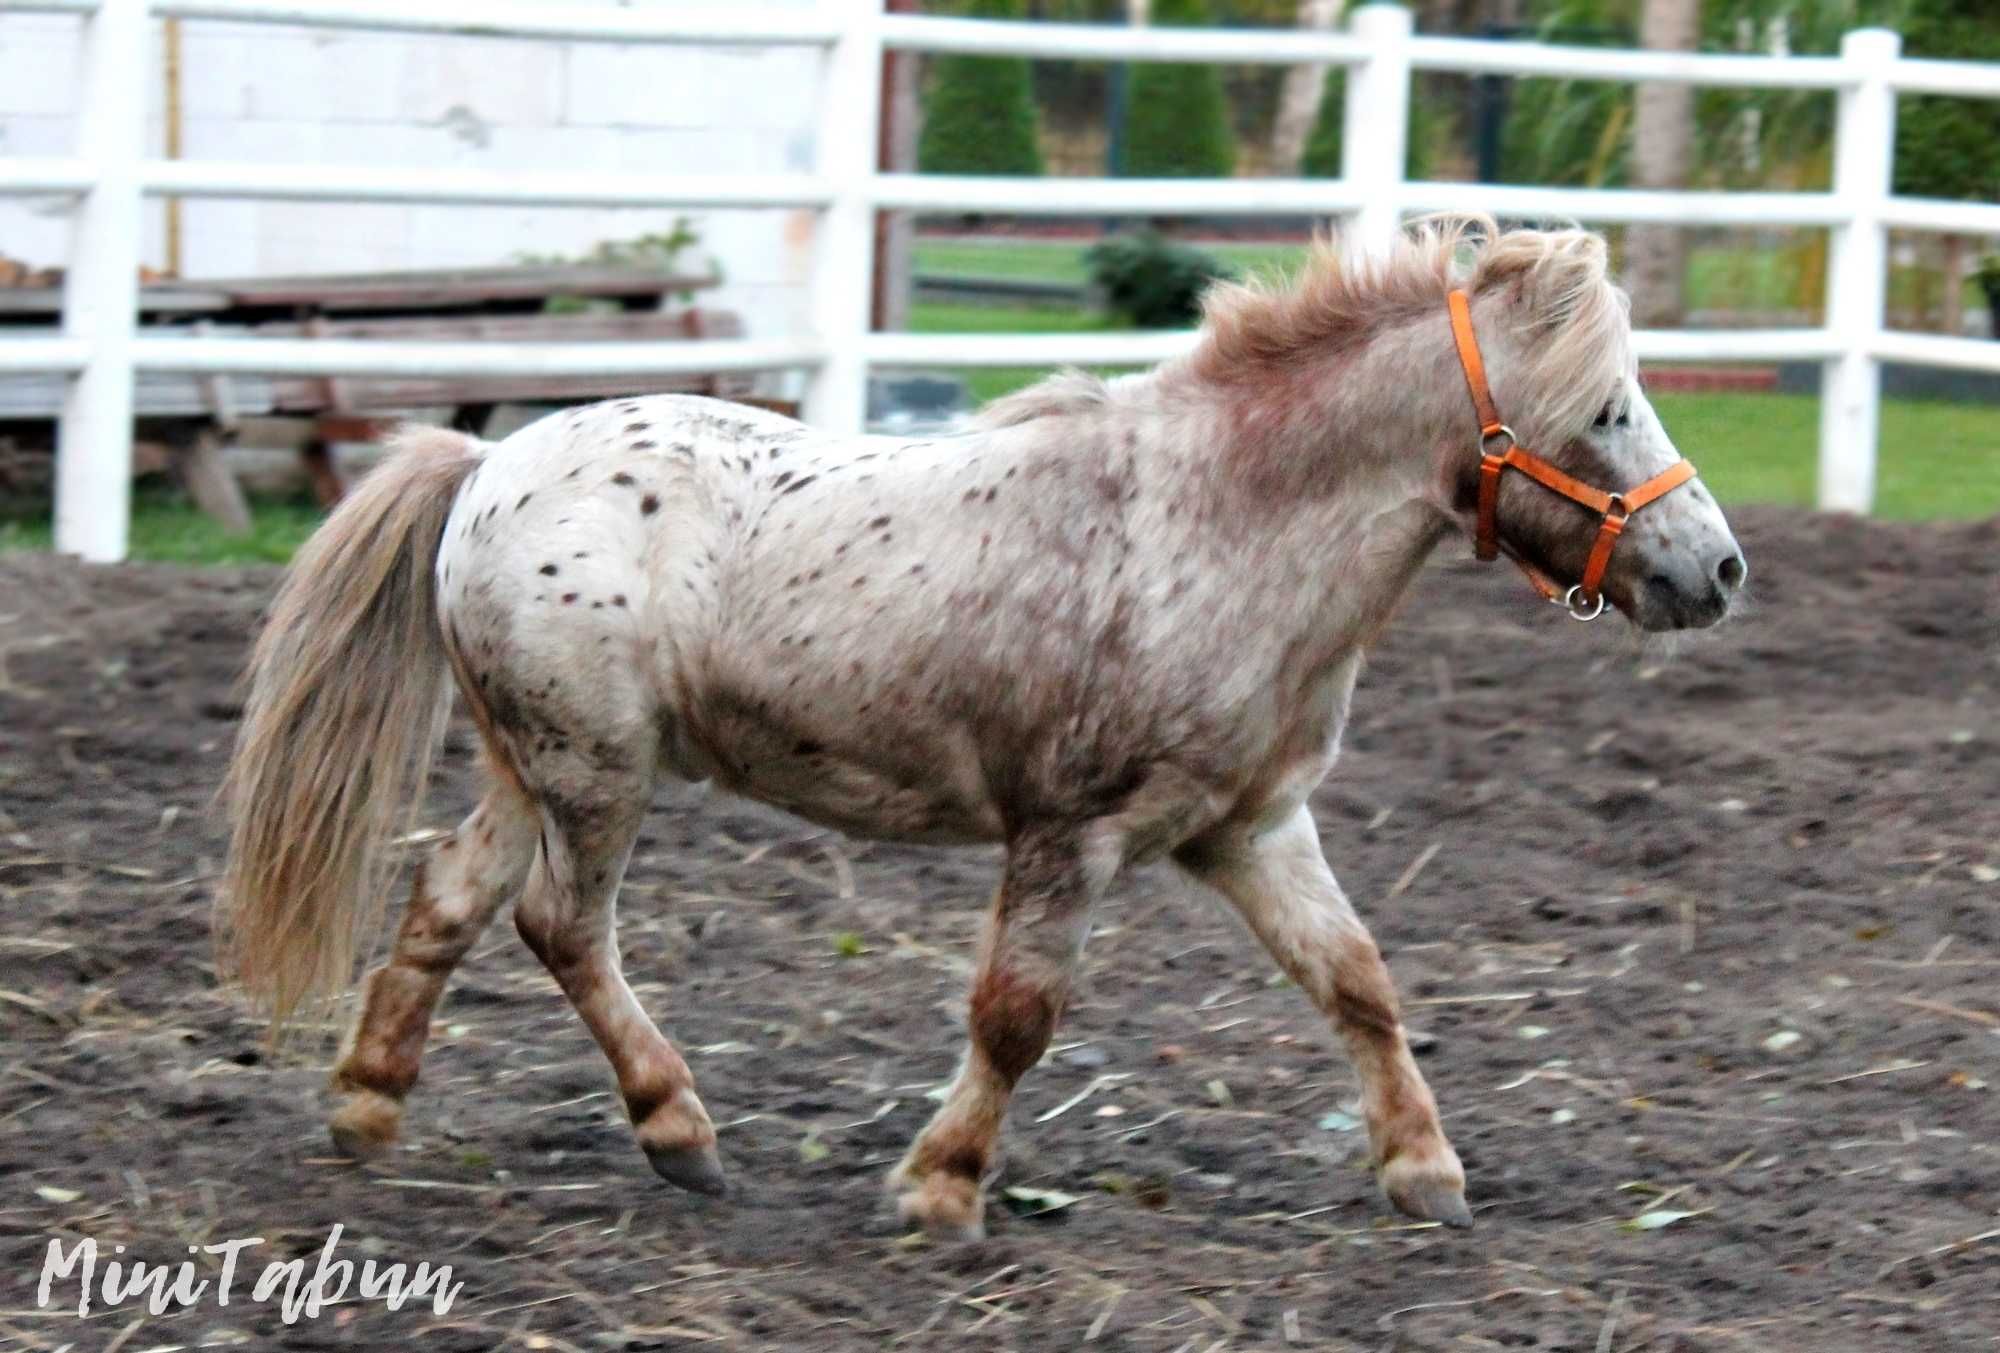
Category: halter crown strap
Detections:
[
  {"x1": 1447, "y1": 289, "x2": 1504, "y2": 441},
  {"x1": 1445, "y1": 288, "x2": 1700, "y2": 620}
]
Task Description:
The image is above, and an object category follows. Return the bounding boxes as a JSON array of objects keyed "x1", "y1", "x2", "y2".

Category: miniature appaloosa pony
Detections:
[{"x1": 221, "y1": 214, "x2": 1744, "y2": 1240}]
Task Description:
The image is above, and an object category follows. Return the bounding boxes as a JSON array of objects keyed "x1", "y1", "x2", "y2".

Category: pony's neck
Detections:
[
  {"x1": 1160, "y1": 312, "x2": 1468, "y2": 650},
  {"x1": 1182, "y1": 307, "x2": 1466, "y2": 527}
]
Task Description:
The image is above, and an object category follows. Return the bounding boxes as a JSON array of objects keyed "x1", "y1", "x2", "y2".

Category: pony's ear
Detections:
[{"x1": 1479, "y1": 230, "x2": 1613, "y2": 333}]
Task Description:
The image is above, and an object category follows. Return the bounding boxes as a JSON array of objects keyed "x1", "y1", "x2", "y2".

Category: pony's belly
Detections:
[
  {"x1": 677, "y1": 702, "x2": 1006, "y2": 845},
  {"x1": 720, "y1": 754, "x2": 1005, "y2": 846}
]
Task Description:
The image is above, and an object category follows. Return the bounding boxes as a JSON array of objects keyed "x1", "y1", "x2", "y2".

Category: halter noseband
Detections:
[{"x1": 1446, "y1": 288, "x2": 1698, "y2": 621}]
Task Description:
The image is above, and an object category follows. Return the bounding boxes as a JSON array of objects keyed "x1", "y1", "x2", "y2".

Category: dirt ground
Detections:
[{"x1": 1, "y1": 505, "x2": 1996, "y2": 1352}]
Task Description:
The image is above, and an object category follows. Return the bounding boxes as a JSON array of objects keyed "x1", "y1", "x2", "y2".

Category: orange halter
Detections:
[{"x1": 1446, "y1": 289, "x2": 1698, "y2": 621}]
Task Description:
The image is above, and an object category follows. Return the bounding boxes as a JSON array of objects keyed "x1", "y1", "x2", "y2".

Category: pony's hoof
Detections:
[
  {"x1": 328, "y1": 1090, "x2": 402, "y2": 1160},
  {"x1": 893, "y1": 1169, "x2": 986, "y2": 1242},
  {"x1": 636, "y1": 1089, "x2": 724, "y2": 1195},
  {"x1": 1380, "y1": 1146, "x2": 1471, "y2": 1228},
  {"x1": 645, "y1": 1141, "x2": 729, "y2": 1197}
]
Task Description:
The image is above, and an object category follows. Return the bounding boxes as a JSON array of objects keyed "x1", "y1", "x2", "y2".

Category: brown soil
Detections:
[{"x1": 2, "y1": 506, "x2": 1996, "y2": 1352}]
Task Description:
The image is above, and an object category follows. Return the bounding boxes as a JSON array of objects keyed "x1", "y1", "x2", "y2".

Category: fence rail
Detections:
[{"x1": 0, "y1": 0, "x2": 1996, "y2": 558}]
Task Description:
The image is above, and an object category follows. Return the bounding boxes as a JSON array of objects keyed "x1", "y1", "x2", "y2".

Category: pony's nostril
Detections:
[{"x1": 1715, "y1": 553, "x2": 1747, "y2": 590}]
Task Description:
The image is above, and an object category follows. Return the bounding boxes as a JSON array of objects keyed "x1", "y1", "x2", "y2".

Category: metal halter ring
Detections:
[
  {"x1": 1562, "y1": 585, "x2": 1607, "y2": 622},
  {"x1": 1480, "y1": 424, "x2": 1517, "y2": 453}
]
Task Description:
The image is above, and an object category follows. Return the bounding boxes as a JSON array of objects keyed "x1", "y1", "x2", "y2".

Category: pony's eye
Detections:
[
  {"x1": 1615, "y1": 410, "x2": 1630, "y2": 427},
  {"x1": 1593, "y1": 406, "x2": 1611, "y2": 428}
]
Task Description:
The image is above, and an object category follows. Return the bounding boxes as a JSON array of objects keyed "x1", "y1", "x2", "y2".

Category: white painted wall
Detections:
[{"x1": 0, "y1": 4, "x2": 824, "y2": 343}]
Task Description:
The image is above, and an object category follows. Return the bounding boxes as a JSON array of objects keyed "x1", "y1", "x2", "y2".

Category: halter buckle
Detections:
[{"x1": 1562, "y1": 585, "x2": 1606, "y2": 622}]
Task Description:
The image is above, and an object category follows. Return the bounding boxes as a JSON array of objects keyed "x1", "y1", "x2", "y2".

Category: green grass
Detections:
[
  {"x1": 915, "y1": 237, "x2": 1987, "y2": 317},
  {"x1": 904, "y1": 296, "x2": 2000, "y2": 521},
  {"x1": 0, "y1": 389, "x2": 1989, "y2": 570},
  {"x1": 2, "y1": 247, "x2": 1991, "y2": 570},
  {"x1": 915, "y1": 238, "x2": 1303, "y2": 288},
  {"x1": 0, "y1": 487, "x2": 325, "y2": 564},
  {"x1": 906, "y1": 299, "x2": 1138, "y2": 405},
  {"x1": 1656, "y1": 391, "x2": 2000, "y2": 520}
]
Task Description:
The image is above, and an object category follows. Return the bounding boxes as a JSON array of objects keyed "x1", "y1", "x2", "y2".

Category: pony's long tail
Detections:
[{"x1": 218, "y1": 426, "x2": 483, "y2": 1037}]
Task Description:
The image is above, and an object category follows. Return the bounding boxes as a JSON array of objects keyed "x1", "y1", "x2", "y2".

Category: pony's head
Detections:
[
  {"x1": 1436, "y1": 221, "x2": 1745, "y2": 631},
  {"x1": 1191, "y1": 215, "x2": 1745, "y2": 632}
]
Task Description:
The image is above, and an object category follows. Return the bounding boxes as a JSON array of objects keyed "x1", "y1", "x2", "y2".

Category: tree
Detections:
[
  {"x1": 1300, "y1": 70, "x2": 1438, "y2": 180},
  {"x1": 1120, "y1": 0, "x2": 1237, "y2": 178},
  {"x1": 1627, "y1": 0, "x2": 1699, "y2": 328},
  {"x1": 1892, "y1": 0, "x2": 2000, "y2": 332},
  {"x1": 917, "y1": 0, "x2": 1045, "y2": 177},
  {"x1": 1268, "y1": 0, "x2": 1347, "y2": 176}
]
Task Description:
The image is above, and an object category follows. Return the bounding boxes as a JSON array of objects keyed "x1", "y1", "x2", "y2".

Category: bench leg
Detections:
[{"x1": 172, "y1": 428, "x2": 252, "y2": 535}]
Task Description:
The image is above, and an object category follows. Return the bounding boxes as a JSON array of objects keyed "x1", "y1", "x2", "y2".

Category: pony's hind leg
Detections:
[
  {"x1": 1178, "y1": 806, "x2": 1469, "y2": 1226},
  {"x1": 514, "y1": 779, "x2": 725, "y2": 1197},
  {"x1": 891, "y1": 835, "x2": 1099, "y2": 1240},
  {"x1": 329, "y1": 783, "x2": 538, "y2": 1157}
]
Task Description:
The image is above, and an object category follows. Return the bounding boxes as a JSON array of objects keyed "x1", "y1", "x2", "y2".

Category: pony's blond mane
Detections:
[
  {"x1": 1191, "y1": 213, "x2": 1633, "y2": 445},
  {"x1": 975, "y1": 215, "x2": 1633, "y2": 453}
]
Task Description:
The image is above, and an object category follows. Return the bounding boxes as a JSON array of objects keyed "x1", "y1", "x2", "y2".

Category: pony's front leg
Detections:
[
  {"x1": 1179, "y1": 806, "x2": 1469, "y2": 1226},
  {"x1": 892, "y1": 837, "x2": 1099, "y2": 1240}
]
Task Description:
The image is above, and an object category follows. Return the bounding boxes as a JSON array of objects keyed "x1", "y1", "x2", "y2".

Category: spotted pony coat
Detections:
[{"x1": 219, "y1": 215, "x2": 1743, "y2": 1239}]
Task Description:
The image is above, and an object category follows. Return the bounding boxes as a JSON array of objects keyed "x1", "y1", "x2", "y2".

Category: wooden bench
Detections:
[{"x1": 0, "y1": 265, "x2": 771, "y2": 530}]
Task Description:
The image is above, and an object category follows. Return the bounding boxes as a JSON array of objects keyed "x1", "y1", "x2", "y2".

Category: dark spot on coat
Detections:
[
  {"x1": 640, "y1": 494, "x2": 660, "y2": 515},
  {"x1": 539, "y1": 563, "x2": 558, "y2": 576},
  {"x1": 516, "y1": 493, "x2": 533, "y2": 510},
  {"x1": 612, "y1": 594, "x2": 627, "y2": 607},
  {"x1": 632, "y1": 440, "x2": 657, "y2": 452},
  {"x1": 562, "y1": 593, "x2": 579, "y2": 604},
  {"x1": 869, "y1": 515, "x2": 891, "y2": 529},
  {"x1": 612, "y1": 472, "x2": 636, "y2": 487},
  {"x1": 625, "y1": 422, "x2": 649, "y2": 434},
  {"x1": 780, "y1": 475, "x2": 816, "y2": 495}
]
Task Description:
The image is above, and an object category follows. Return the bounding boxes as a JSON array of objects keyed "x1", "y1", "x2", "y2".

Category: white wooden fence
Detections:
[{"x1": 2, "y1": 0, "x2": 1998, "y2": 561}]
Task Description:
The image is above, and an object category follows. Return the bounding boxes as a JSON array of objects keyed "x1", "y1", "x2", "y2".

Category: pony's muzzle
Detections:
[
  {"x1": 1642, "y1": 556, "x2": 1741, "y2": 630},
  {"x1": 1716, "y1": 551, "x2": 1748, "y2": 591}
]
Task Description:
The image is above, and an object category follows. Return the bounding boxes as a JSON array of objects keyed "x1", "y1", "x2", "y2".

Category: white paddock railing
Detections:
[{"x1": 1, "y1": 2, "x2": 1998, "y2": 559}]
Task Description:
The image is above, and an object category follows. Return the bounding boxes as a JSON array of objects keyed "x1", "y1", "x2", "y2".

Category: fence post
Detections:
[
  {"x1": 802, "y1": 0, "x2": 883, "y2": 436},
  {"x1": 54, "y1": 0, "x2": 149, "y2": 562},
  {"x1": 1818, "y1": 26, "x2": 1899, "y2": 514},
  {"x1": 1342, "y1": 4, "x2": 1412, "y2": 254}
]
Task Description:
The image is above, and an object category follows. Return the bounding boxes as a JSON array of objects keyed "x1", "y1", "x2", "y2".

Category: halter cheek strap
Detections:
[{"x1": 1446, "y1": 289, "x2": 1698, "y2": 621}]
